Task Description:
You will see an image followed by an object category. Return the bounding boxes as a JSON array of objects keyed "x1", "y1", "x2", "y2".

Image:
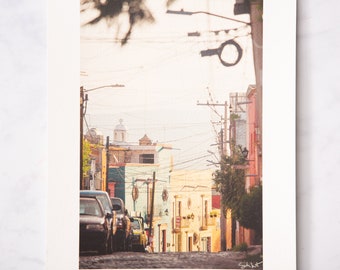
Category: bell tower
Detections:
[{"x1": 113, "y1": 119, "x2": 127, "y2": 143}]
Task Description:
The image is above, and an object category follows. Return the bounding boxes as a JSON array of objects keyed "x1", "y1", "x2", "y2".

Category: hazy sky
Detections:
[{"x1": 80, "y1": 0, "x2": 255, "y2": 170}]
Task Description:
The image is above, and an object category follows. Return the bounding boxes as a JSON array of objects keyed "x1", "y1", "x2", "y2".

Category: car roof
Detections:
[
  {"x1": 80, "y1": 196, "x2": 105, "y2": 207},
  {"x1": 111, "y1": 197, "x2": 123, "y2": 203},
  {"x1": 80, "y1": 190, "x2": 113, "y2": 209},
  {"x1": 80, "y1": 196, "x2": 97, "y2": 200},
  {"x1": 80, "y1": 190, "x2": 108, "y2": 195}
]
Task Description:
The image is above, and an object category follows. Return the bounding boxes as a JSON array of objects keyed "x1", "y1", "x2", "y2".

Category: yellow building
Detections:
[{"x1": 169, "y1": 170, "x2": 220, "y2": 252}]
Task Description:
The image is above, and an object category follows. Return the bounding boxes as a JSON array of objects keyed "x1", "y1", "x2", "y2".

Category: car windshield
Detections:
[
  {"x1": 80, "y1": 199, "x2": 103, "y2": 217},
  {"x1": 112, "y1": 204, "x2": 121, "y2": 211},
  {"x1": 111, "y1": 198, "x2": 124, "y2": 214},
  {"x1": 96, "y1": 194, "x2": 111, "y2": 213},
  {"x1": 131, "y1": 220, "x2": 141, "y2": 230}
]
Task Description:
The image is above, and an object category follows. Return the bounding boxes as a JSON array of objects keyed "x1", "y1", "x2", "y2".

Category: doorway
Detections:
[
  {"x1": 188, "y1": 236, "x2": 193, "y2": 252},
  {"x1": 162, "y1": 229, "x2": 166, "y2": 252}
]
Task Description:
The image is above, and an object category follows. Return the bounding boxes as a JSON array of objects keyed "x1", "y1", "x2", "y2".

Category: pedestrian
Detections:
[{"x1": 145, "y1": 242, "x2": 153, "y2": 253}]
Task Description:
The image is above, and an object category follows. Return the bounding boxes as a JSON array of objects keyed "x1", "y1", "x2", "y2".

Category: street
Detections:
[{"x1": 79, "y1": 250, "x2": 263, "y2": 269}]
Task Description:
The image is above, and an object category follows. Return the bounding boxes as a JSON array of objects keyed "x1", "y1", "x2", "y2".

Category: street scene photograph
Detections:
[{"x1": 79, "y1": 0, "x2": 263, "y2": 268}]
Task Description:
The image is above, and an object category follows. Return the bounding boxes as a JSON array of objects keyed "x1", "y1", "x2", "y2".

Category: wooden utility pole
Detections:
[
  {"x1": 149, "y1": 171, "x2": 156, "y2": 250},
  {"x1": 219, "y1": 127, "x2": 227, "y2": 251},
  {"x1": 197, "y1": 101, "x2": 229, "y2": 251},
  {"x1": 106, "y1": 136, "x2": 110, "y2": 194},
  {"x1": 80, "y1": 86, "x2": 87, "y2": 190},
  {"x1": 224, "y1": 101, "x2": 228, "y2": 156}
]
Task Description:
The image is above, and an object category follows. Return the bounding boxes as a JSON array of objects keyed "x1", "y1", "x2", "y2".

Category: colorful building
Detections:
[
  {"x1": 83, "y1": 128, "x2": 105, "y2": 190},
  {"x1": 169, "y1": 170, "x2": 219, "y2": 252},
  {"x1": 246, "y1": 85, "x2": 262, "y2": 190},
  {"x1": 83, "y1": 120, "x2": 219, "y2": 253},
  {"x1": 107, "y1": 120, "x2": 173, "y2": 252},
  {"x1": 228, "y1": 87, "x2": 262, "y2": 247}
]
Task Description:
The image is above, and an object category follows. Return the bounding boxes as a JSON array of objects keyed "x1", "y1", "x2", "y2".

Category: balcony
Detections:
[
  {"x1": 180, "y1": 217, "x2": 191, "y2": 228},
  {"x1": 173, "y1": 216, "x2": 192, "y2": 232},
  {"x1": 208, "y1": 216, "x2": 217, "y2": 226},
  {"x1": 200, "y1": 216, "x2": 216, "y2": 230}
]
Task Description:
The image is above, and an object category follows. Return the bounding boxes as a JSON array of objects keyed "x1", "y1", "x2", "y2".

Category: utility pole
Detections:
[
  {"x1": 106, "y1": 136, "x2": 110, "y2": 194},
  {"x1": 224, "y1": 101, "x2": 229, "y2": 156},
  {"x1": 197, "y1": 100, "x2": 229, "y2": 251},
  {"x1": 80, "y1": 87, "x2": 83, "y2": 190},
  {"x1": 80, "y1": 86, "x2": 88, "y2": 190},
  {"x1": 219, "y1": 127, "x2": 227, "y2": 252},
  {"x1": 149, "y1": 171, "x2": 156, "y2": 251}
]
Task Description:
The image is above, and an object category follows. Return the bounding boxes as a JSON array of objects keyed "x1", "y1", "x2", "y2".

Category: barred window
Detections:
[{"x1": 139, "y1": 154, "x2": 154, "y2": 164}]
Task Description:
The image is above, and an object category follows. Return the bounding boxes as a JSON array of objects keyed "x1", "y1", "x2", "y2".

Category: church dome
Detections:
[
  {"x1": 114, "y1": 119, "x2": 126, "y2": 131},
  {"x1": 114, "y1": 119, "x2": 127, "y2": 143}
]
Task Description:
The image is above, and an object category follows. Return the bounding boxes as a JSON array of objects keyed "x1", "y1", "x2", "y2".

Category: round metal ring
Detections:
[{"x1": 217, "y1": 39, "x2": 243, "y2": 67}]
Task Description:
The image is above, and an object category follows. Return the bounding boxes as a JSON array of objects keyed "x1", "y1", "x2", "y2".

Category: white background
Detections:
[{"x1": 0, "y1": 0, "x2": 339, "y2": 270}]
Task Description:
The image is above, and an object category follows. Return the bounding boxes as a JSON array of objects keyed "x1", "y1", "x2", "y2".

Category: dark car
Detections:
[
  {"x1": 80, "y1": 190, "x2": 117, "y2": 252},
  {"x1": 110, "y1": 197, "x2": 132, "y2": 251},
  {"x1": 79, "y1": 196, "x2": 112, "y2": 254}
]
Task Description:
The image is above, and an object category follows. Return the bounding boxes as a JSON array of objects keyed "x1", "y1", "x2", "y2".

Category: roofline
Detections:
[{"x1": 246, "y1": 84, "x2": 256, "y2": 96}]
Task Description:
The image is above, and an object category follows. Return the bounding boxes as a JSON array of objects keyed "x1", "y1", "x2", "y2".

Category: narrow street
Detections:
[{"x1": 79, "y1": 250, "x2": 262, "y2": 269}]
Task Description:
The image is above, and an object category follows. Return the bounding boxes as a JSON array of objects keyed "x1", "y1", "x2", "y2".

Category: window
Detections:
[
  {"x1": 139, "y1": 154, "x2": 154, "y2": 164},
  {"x1": 80, "y1": 199, "x2": 102, "y2": 217},
  {"x1": 204, "y1": 200, "x2": 208, "y2": 226},
  {"x1": 131, "y1": 220, "x2": 140, "y2": 230}
]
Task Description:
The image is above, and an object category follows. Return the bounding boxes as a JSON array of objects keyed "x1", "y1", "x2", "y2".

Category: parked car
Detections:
[
  {"x1": 80, "y1": 190, "x2": 117, "y2": 253},
  {"x1": 130, "y1": 216, "x2": 147, "y2": 252},
  {"x1": 79, "y1": 196, "x2": 112, "y2": 254},
  {"x1": 110, "y1": 197, "x2": 132, "y2": 251}
]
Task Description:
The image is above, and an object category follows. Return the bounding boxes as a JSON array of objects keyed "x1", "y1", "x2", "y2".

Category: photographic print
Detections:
[
  {"x1": 79, "y1": 0, "x2": 265, "y2": 269},
  {"x1": 47, "y1": 0, "x2": 296, "y2": 269}
]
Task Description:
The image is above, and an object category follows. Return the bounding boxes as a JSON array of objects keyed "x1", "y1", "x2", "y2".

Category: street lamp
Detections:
[
  {"x1": 239, "y1": 146, "x2": 249, "y2": 159},
  {"x1": 80, "y1": 84, "x2": 125, "y2": 190},
  {"x1": 83, "y1": 84, "x2": 125, "y2": 92},
  {"x1": 166, "y1": 9, "x2": 250, "y2": 25}
]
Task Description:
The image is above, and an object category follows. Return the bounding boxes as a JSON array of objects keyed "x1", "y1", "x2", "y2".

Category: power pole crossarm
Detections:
[{"x1": 197, "y1": 101, "x2": 227, "y2": 106}]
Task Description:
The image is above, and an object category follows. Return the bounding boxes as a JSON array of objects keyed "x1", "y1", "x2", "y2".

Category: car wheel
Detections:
[
  {"x1": 124, "y1": 233, "x2": 130, "y2": 251},
  {"x1": 99, "y1": 241, "x2": 108, "y2": 255},
  {"x1": 116, "y1": 232, "x2": 126, "y2": 251},
  {"x1": 120, "y1": 234, "x2": 126, "y2": 251},
  {"x1": 126, "y1": 236, "x2": 132, "y2": 251},
  {"x1": 112, "y1": 235, "x2": 118, "y2": 252},
  {"x1": 107, "y1": 234, "x2": 113, "y2": 254}
]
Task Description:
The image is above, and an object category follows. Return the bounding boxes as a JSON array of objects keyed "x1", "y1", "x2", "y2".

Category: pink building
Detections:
[
  {"x1": 232, "y1": 85, "x2": 262, "y2": 247},
  {"x1": 247, "y1": 85, "x2": 262, "y2": 190},
  {"x1": 238, "y1": 84, "x2": 262, "y2": 246}
]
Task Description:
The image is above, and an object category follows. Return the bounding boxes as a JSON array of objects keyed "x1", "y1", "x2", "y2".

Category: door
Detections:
[
  {"x1": 188, "y1": 236, "x2": 193, "y2": 252},
  {"x1": 207, "y1": 237, "x2": 211, "y2": 252},
  {"x1": 162, "y1": 229, "x2": 166, "y2": 252},
  {"x1": 177, "y1": 234, "x2": 182, "y2": 252}
]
